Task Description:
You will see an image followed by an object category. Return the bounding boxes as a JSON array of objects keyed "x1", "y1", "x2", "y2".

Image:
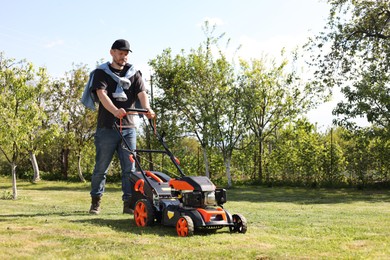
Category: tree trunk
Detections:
[
  {"x1": 11, "y1": 162, "x2": 18, "y2": 200},
  {"x1": 265, "y1": 141, "x2": 272, "y2": 184},
  {"x1": 29, "y1": 151, "x2": 40, "y2": 183},
  {"x1": 61, "y1": 148, "x2": 69, "y2": 179},
  {"x1": 252, "y1": 151, "x2": 257, "y2": 180},
  {"x1": 224, "y1": 157, "x2": 232, "y2": 188},
  {"x1": 258, "y1": 139, "x2": 263, "y2": 183},
  {"x1": 77, "y1": 153, "x2": 86, "y2": 182},
  {"x1": 202, "y1": 147, "x2": 210, "y2": 178}
]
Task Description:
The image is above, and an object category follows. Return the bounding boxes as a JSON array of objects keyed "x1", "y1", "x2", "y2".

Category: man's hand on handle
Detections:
[
  {"x1": 145, "y1": 108, "x2": 155, "y2": 119},
  {"x1": 114, "y1": 108, "x2": 127, "y2": 118}
]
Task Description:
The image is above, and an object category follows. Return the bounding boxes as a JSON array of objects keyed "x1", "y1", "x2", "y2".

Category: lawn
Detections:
[{"x1": 1, "y1": 177, "x2": 389, "y2": 259}]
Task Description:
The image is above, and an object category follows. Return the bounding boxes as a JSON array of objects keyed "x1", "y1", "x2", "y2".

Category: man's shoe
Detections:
[
  {"x1": 123, "y1": 200, "x2": 134, "y2": 214},
  {"x1": 89, "y1": 196, "x2": 101, "y2": 214}
]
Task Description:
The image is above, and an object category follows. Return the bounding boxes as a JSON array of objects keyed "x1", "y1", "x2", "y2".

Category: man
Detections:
[{"x1": 89, "y1": 39, "x2": 154, "y2": 214}]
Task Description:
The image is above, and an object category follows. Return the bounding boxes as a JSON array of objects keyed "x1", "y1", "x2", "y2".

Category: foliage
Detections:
[
  {"x1": 42, "y1": 63, "x2": 96, "y2": 181},
  {"x1": 341, "y1": 127, "x2": 390, "y2": 187},
  {"x1": 149, "y1": 22, "x2": 246, "y2": 186},
  {"x1": 238, "y1": 52, "x2": 321, "y2": 184},
  {"x1": 320, "y1": 127, "x2": 347, "y2": 186},
  {"x1": 268, "y1": 119, "x2": 320, "y2": 186},
  {"x1": 306, "y1": 0, "x2": 390, "y2": 129},
  {"x1": 0, "y1": 53, "x2": 49, "y2": 198}
]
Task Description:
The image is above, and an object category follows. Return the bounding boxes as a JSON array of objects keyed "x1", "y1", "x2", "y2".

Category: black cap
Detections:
[{"x1": 111, "y1": 39, "x2": 132, "y2": 52}]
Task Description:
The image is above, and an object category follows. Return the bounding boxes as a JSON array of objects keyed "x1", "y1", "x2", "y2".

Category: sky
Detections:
[{"x1": 1, "y1": 0, "x2": 350, "y2": 131}]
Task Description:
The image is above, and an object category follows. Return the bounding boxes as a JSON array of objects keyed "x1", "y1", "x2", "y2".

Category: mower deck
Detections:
[{"x1": 130, "y1": 170, "x2": 247, "y2": 236}]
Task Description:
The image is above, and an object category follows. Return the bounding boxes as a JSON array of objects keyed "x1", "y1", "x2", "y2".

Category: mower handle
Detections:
[
  {"x1": 125, "y1": 108, "x2": 149, "y2": 113},
  {"x1": 126, "y1": 108, "x2": 155, "y2": 130},
  {"x1": 116, "y1": 108, "x2": 185, "y2": 177}
]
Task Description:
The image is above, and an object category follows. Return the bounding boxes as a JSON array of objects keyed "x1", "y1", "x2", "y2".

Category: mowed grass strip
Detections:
[{"x1": 1, "y1": 177, "x2": 389, "y2": 259}]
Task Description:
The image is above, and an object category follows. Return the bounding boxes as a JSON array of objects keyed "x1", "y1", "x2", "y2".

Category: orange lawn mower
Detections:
[{"x1": 115, "y1": 108, "x2": 247, "y2": 237}]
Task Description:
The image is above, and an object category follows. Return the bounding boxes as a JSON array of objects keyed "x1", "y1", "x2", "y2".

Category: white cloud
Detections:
[{"x1": 44, "y1": 39, "x2": 64, "y2": 48}]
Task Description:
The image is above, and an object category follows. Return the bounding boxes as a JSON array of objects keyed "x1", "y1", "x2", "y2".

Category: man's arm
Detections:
[
  {"x1": 96, "y1": 89, "x2": 126, "y2": 118},
  {"x1": 138, "y1": 91, "x2": 155, "y2": 119}
]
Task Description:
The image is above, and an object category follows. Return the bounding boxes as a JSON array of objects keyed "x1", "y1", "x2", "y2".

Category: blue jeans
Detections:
[{"x1": 90, "y1": 127, "x2": 136, "y2": 202}]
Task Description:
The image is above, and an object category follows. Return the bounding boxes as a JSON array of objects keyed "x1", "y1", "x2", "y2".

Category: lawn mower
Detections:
[{"x1": 115, "y1": 108, "x2": 247, "y2": 237}]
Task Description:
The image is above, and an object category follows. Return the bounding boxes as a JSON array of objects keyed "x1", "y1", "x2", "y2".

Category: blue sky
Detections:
[{"x1": 1, "y1": 0, "x2": 339, "y2": 129}]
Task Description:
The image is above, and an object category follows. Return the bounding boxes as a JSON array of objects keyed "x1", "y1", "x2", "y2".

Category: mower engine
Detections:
[{"x1": 169, "y1": 176, "x2": 227, "y2": 208}]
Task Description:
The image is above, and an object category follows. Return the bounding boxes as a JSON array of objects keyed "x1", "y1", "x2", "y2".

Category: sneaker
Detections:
[
  {"x1": 89, "y1": 196, "x2": 101, "y2": 214},
  {"x1": 123, "y1": 200, "x2": 134, "y2": 214}
]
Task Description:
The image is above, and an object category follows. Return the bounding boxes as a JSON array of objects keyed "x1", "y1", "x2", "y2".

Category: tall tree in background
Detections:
[
  {"x1": 47, "y1": 64, "x2": 95, "y2": 181},
  {"x1": 238, "y1": 56, "x2": 312, "y2": 183},
  {"x1": 28, "y1": 66, "x2": 50, "y2": 183},
  {"x1": 321, "y1": 127, "x2": 347, "y2": 186},
  {"x1": 306, "y1": 0, "x2": 389, "y2": 130},
  {"x1": 268, "y1": 119, "x2": 324, "y2": 186},
  {"x1": 150, "y1": 22, "x2": 241, "y2": 182},
  {"x1": 65, "y1": 64, "x2": 96, "y2": 182},
  {"x1": 0, "y1": 53, "x2": 48, "y2": 198}
]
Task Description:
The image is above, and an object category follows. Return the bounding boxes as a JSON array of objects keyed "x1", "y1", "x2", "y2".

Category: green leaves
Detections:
[
  {"x1": 149, "y1": 24, "x2": 245, "y2": 182},
  {"x1": 0, "y1": 53, "x2": 47, "y2": 161},
  {"x1": 307, "y1": 0, "x2": 389, "y2": 129},
  {"x1": 149, "y1": 23, "x2": 321, "y2": 184}
]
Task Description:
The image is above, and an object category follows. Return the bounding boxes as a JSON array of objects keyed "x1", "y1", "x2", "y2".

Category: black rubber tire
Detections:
[{"x1": 229, "y1": 213, "x2": 247, "y2": 234}]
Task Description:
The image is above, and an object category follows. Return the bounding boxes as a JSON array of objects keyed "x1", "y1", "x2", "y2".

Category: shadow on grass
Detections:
[
  {"x1": 226, "y1": 186, "x2": 390, "y2": 204},
  {"x1": 72, "y1": 217, "x2": 233, "y2": 237},
  {"x1": 1, "y1": 213, "x2": 231, "y2": 237},
  {"x1": 22, "y1": 186, "x2": 120, "y2": 192},
  {"x1": 0, "y1": 182, "x2": 120, "y2": 192},
  {"x1": 0, "y1": 212, "x2": 180, "y2": 236},
  {"x1": 0, "y1": 211, "x2": 90, "y2": 220},
  {"x1": 72, "y1": 217, "x2": 182, "y2": 237},
  {"x1": 0, "y1": 177, "x2": 119, "y2": 192}
]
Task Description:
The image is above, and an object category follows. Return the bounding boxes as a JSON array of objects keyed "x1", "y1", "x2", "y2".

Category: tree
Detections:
[
  {"x1": 213, "y1": 85, "x2": 247, "y2": 187},
  {"x1": 46, "y1": 64, "x2": 95, "y2": 181},
  {"x1": 29, "y1": 65, "x2": 51, "y2": 183},
  {"x1": 368, "y1": 130, "x2": 390, "y2": 184},
  {"x1": 149, "y1": 22, "x2": 243, "y2": 184},
  {"x1": 342, "y1": 128, "x2": 374, "y2": 187},
  {"x1": 339, "y1": 126, "x2": 390, "y2": 187},
  {"x1": 238, "y1": 56, "x2": 312, "y2": 183},
  {"x1": 0, "y1": 53, "x2": 48, "y2": 198},
  {"x1": 321, "y1": 127, "x2": 347, "y2": 186},
  {"x1": 306, "y1": 0, "x2": 389, "y2": 129}
]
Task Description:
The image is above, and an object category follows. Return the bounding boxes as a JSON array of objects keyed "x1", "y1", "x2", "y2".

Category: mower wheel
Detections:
[
  {"x1": 176, "y1": 216, "x2": 194, "y2": 237},
  {"x1": 134, "y1": 199, "x2": 154, "y2": 227},
  {"x1": 229, "y1": 213, "x2": 247, "y2": 234}
]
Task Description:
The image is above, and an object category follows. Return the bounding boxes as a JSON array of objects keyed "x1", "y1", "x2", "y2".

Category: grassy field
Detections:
[{"x1": 1, "y1": 177, "x2": 390, "y2": 259}]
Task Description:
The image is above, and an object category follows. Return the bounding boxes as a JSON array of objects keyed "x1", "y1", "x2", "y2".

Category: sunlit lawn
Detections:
[{"x1": 1, "y1": 177, "x2": 390, "y2": 259}]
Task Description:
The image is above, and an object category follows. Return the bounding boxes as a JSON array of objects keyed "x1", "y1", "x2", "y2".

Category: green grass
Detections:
[{"x1": 1, "y1": 177, "x2": 390, "y2": 259}]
